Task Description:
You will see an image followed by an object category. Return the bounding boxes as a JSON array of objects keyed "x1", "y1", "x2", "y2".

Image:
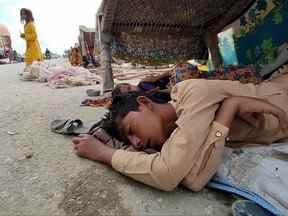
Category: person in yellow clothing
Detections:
[{"x1": 20, "y1": 8, "x2": 42, "y2": 65}]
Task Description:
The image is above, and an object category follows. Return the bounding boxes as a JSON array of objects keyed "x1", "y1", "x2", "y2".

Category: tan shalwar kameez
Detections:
[{"x1": 111, "y1": 79, "x2": 288, "y2": 192}]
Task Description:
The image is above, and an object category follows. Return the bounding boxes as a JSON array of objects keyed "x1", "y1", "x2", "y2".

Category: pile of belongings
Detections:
[{"x1": 20, "y1": 61, "x2": 102, "y2": 88}]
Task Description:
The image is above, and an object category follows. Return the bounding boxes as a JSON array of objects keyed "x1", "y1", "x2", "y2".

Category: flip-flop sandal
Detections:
[
  {"x1": 51, "y1": 119, "x2": 87, "y2": 135},
  {"x1": 232, "y1": 200, "x2": 274, "y2": 216}
]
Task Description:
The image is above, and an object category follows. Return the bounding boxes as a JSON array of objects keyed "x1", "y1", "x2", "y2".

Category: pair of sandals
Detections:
[
  {"x1": 50, "y1": 119, "x2": 125, "y2": 149},
  {"x1": 51, "y1": 119, "x2": 89, "y2": 135}
]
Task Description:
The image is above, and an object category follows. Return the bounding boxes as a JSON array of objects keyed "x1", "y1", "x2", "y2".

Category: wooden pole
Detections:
[
  {"x1": 205, "y1": 32, "x2": 222, "y2": 69},
  {"x1": 100, "y1": 32, "x2": 114, "y2": 93}
]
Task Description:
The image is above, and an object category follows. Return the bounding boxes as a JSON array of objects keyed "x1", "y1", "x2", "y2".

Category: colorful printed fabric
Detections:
[
  {"x1": 170, "y1": 63, "x2": 262, "y2": 86},
  {"x1": 218, "y1": 0, "x2": 288, "y2": 76},
  {"x1": 138, "y1": 76, "x2": 170, "y2": 92}
]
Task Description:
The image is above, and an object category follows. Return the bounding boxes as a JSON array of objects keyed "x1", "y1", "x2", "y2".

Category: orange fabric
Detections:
[{"x1": 69, "y1": 48, "x2": 82, "y2": 66}]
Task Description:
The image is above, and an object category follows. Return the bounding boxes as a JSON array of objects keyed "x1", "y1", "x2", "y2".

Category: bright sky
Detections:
[{"x1": 0, "y1": 0, "x2": 102, "y2": 54}]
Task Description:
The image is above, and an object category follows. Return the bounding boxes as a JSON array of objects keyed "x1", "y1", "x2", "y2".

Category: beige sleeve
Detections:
[
  {"x1": 112, "y1": 121, "x2": 229, "y2": 192},
  {"x1": 183, "y1": 121, "x2": 228, "y2": 192}
]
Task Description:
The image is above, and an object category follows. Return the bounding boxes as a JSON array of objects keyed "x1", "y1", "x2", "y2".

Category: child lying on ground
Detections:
[{"x1": 73, "y1": 73, "x2": 288, "y2": 192}]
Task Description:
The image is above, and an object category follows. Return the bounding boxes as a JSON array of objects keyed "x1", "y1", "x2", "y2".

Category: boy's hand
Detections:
[
  {"x1": 216, "y1": 96, "x2": 288, "y2": 130},
  {"x1": 72, "y1": 134, "x2": 115, "y2": 165},
  {"x1": 237, "y1": 112, "x2": 264, "y2": 128},
  {"x1": 236, "y1": 97, "x2": 288, "y2": 129}
]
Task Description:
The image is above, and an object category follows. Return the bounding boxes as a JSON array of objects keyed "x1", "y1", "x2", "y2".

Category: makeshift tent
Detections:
[
  {"x1": 79, "y1": 25, "x2": 96, "y2": 58},
  {"x1": 95, "y1": 0, "x2": 256, "y2": 91}
]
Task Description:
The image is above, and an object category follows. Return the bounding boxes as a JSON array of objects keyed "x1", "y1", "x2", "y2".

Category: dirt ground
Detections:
[{"x1": 0, "y1": 60, "x2": 233, "y2": 216}]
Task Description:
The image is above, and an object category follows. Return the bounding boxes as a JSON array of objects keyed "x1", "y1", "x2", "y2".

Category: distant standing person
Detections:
[
  {"x1": 45, "y1": 48, "x2": 51, "y2": 59},
  {"x1": 20, "y1": 8, "x2": 42, "y2": 65}
]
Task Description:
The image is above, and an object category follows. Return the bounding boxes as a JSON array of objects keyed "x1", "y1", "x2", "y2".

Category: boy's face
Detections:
[{"x1": 119, "y1": 101, "x2": 167, "y2": 151}]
